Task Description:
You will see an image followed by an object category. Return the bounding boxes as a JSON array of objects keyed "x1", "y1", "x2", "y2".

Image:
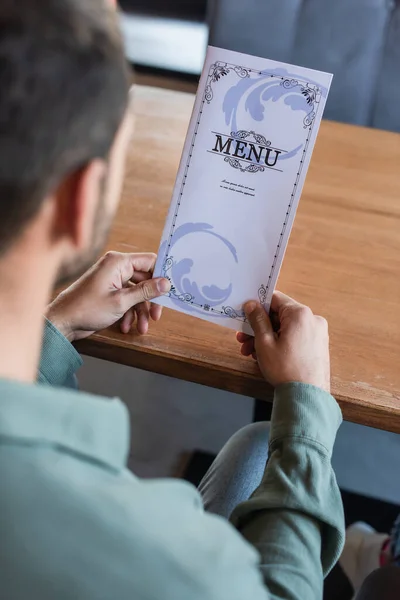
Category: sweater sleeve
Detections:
[
  {"x1": 230, "y1": 383, "x2": 345, "y2": 600},
  {"x1": 38, "y1": 318, "x2": 83, "y2": 387}
]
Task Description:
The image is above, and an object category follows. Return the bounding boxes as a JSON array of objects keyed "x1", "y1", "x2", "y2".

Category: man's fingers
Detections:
[
  {"x1": 130, "y1": 271, "x2": 152, "y2": 284},
  {"x1": 135, "y1": 302, "x2": 150, "y2": 335},
  {"x1": 236, "y1": 332, "x2": 253, "y2": 344},
  {"x1": 150, "y1": 303, "x2": 163, "y2": 322},
  {"x1": 240, "y1": 338, "x2": 255, "y2": 357},
  {"x1": 102, "y1": 252, "x2": 160, "y2": 285},
  {"x1": 244, "y1": 301, "x2": 274, "y2": 339},
  {"x1": 119, "y1": 277, "x2": 170, "y2": 311},
  {"x1": 120, "y1": 309, "x2": 135, "y2": 334},
  {"x1": 270, "y1": 291, "x2": 301, "y2": 315},
  {"x1": 127, "y1": 252, "x2": 158, "y2": 273}
]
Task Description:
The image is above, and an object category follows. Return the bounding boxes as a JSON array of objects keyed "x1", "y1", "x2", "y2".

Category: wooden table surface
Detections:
[{"x1": 76, "y1": 85, "x2": 400, "y2": 433}]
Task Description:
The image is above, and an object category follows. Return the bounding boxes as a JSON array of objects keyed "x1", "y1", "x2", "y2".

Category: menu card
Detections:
[{"x1": 153, "y1": 46, "x2": 332, "y2": 334}]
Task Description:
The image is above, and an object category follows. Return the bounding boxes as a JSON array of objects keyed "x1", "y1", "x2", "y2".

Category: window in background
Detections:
[{"x1": 119, "y1": 0, "x2": 208, "y2": 75}]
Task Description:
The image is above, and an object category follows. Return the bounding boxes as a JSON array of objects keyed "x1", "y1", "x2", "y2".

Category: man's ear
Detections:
[{"x1": 51, "y1": 159, "x2": 106, "y2": 251}]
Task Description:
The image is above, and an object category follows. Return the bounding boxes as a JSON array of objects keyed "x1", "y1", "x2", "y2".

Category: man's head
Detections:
[{"x1": 0, "y1": 0, "x2": 130, "y2": 284}]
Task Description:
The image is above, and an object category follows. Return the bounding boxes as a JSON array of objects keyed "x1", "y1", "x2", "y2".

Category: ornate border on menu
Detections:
[{"x1": 161, "y1": 61, "x2": 322, "y2": 323}]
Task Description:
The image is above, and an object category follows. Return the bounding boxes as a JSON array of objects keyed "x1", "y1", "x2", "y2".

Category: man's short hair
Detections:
[{"x1": 0, "y1": 0, "x2": 129, "y2": 253}]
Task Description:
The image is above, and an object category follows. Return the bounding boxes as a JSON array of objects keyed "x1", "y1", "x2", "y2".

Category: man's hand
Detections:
[
  {"x1": 47, "y1": 252, "x2": 170, "y2": 342},
  {"x1": 237, "y1": 291, "x2": 330, "y2": 392}
]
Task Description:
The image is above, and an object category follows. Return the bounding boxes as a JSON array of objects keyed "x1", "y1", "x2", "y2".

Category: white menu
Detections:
[{"x1": 153, "y1": 46, "x2": 332, "y2": 335}]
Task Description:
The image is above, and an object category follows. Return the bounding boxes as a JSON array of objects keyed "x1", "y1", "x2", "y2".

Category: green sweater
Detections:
[{"x1": 0, "y1": 319, "x2": 344, "y2": 599}]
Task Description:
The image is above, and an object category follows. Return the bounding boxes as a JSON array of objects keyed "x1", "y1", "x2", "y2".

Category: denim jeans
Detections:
[{"x1": 198, "y1": 422, "x2": 270, "y2": 519}]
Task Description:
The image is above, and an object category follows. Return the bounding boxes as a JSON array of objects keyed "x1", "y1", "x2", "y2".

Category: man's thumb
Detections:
[
  {"x1": 244, "y1": 301, "x2": 274, "y2": 338},
  {"x1": 120, "y1": 278, "x2": 170, "y2": 309}
]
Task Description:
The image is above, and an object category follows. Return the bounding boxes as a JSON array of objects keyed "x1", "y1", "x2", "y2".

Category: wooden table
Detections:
[{"x1": 77, "y1": 85, "x2": 400, "y2": 433}]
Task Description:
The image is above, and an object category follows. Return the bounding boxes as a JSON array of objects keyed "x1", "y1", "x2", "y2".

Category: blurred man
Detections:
[{"x1": 0, "y1": 2, "x2": 345, "y2": 599}]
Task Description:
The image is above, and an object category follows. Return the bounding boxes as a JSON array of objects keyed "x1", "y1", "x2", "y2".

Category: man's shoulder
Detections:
[
  {"x1": 0, "y1": 444, "x2": 263, "y2": 600},
  {"x1": 0, "y1": 380, "x2": 265, "y2": 599},
  {"x1": 0, "y1": 438, "x2": 191, "y2": 593},
  {"x1": 0, "y1": 377, "x2": 203, "y2": 544}
]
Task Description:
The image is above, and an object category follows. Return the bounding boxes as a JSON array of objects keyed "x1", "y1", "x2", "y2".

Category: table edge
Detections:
[{"x1": 75, "y1": 338, "x2": 400, "y2": 434}]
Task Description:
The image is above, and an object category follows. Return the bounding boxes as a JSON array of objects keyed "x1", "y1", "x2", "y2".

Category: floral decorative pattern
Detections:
[
  {"x1": 258, "y1": 284, "x2": 267, "y2": 306},
  {"x1": 281, "y1": 78, "x2": 299, "y2": 89},
  {"x1": 232, "y1": 130, "x2": 271, "y2": 147},
  {"x1": 281, "y1": 79, "x2": 320, "y2": 128},
  {"x1": 205, "y1": 62, "x2": 250, "y2": 104},
  {"x1": 222, "y1": 306, "x2": 246, "y2": 320},
  {"x1": 163, "y1": 256, "x2": 174, "y2": 274},
  {"x1": 162, "y1": 256, "x2": 194, "y2": 303},
  {"x1": 300, "y1": 84, "x2": 317, "y2": 105},
  {"x1": 224, "y1": 157, "x2": 265, "y2": 174}
]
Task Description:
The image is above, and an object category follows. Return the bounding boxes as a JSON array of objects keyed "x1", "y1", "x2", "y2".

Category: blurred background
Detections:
[
  {"x1": 119, "y1": 0, "x2": 400, "y2": 130},
  {"x1": 118, "y1": 0, "x2": 207, "y2": 91}
]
